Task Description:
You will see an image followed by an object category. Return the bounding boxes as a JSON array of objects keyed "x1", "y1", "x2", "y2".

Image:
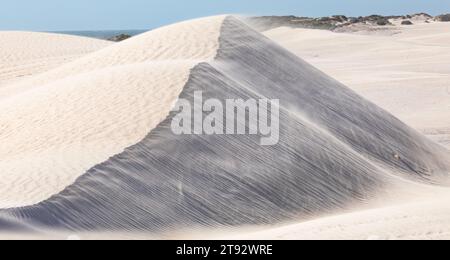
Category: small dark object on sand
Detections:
[
  {"x1": 401, "y1": 20, "x2": 413, "y2": 25},
  {"x1": 108, "y1": 34, "x2": 132, "y2": 42},
  {"x1": 376, "y1": 19, "x2": 389, "y2": 26}
]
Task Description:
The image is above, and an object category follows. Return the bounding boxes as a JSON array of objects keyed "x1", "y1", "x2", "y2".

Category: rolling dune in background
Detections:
[
  {"x1": 0, "y1": 32, "x2": 111, "y2": 91},
  {"x1": 264, "y1": 20, "x2": 450, "y2": 148}
]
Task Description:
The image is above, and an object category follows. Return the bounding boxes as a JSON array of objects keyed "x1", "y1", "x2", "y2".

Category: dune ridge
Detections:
[
  {"x1": 0, "y1": 16, "x2": 224, "y2": 208},
  {"x1": 0, "y1": 16, "x2": 449, "y2": 236}
]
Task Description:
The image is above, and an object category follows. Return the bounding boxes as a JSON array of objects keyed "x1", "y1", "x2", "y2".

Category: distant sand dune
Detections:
[
  {"x1": 264, "y1": 22, "x2": 450, "y2": 149},
  {"x1": 0, "y1": 32, "x2": 110, "y2": 89}
]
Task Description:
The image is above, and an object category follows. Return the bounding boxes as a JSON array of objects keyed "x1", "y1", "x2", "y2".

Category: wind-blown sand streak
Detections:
[{"x1": 0, "y1": 16, "x2": 449, "y2": 237}]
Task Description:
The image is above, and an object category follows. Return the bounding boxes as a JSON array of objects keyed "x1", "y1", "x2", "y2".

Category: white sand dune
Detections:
[
  {"x1": 0, "y1": 16, "x2": 449, "y2": 240},
  {"x1": 0, "y1": 32, "x2": 111, "y2": 88},
  {"x1": 264, "y1": 22, "x2": 450, "y2": 148},
  {"x1": 0, "y1": 17, "x2": 224, "y2": 207}
]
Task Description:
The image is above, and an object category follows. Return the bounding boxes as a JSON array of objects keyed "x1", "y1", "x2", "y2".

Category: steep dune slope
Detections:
[{"x1": 1, "y1": 16, "x2": 448, "y2": 234}]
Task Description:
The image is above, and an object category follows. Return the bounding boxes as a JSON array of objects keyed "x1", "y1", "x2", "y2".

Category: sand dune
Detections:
[
  {"x1": 0, "y1": 32, "x2": 110, "y2": 88},
  {"x1": 264, "y1": 22, "x2": 450, "y2": 148},
  {"x1": 0, "y1": 17, "x2": 224, "y2": 207},
  {"x1": 0, "y1": 16, "x2": 449, "y2": 239}
]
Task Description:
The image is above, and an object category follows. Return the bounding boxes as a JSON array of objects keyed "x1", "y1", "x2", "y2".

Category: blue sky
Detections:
[{"x1": 1, "y1": 0, "x2": 449, "y2": 31}]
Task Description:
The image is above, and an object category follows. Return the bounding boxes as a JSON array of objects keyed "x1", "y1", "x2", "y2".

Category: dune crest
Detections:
[{"x1": 0, "y1": 16, "x2": 225, "y2": 207}]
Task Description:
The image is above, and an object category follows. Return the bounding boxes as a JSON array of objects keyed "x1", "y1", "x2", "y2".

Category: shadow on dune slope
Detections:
[{"x1": 2, "y1": 16, "x2": 450, "y2": 233}]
